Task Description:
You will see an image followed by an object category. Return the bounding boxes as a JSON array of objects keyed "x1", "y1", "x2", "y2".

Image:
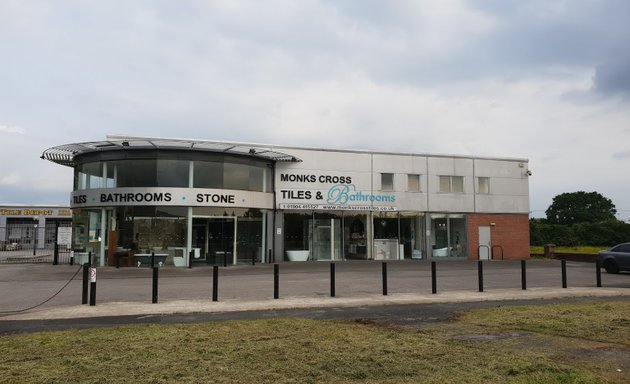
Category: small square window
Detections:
[
  {"x1": 439, "y1": 175, "x2": 464, "y2": 193},
  {"x1": 439, "y1": 176, "x2": 450, "y2": 192},
  {"x1": 381, "y1": 173, "x2": 394, "y2": 191},
  {"x1": 451, "y1": 176, "x2": 464, "y2": 193},
  {"x1": 478, "y1": 177, "x2": 490, "y2": 194},
  {"x1": 407, "y1": 174, "x2": 420, "y2": 192}
]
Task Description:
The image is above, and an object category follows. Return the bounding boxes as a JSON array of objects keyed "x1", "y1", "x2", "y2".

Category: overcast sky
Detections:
[{"x1": 1, "y1": 0, "x2": 629, "y2": 220}]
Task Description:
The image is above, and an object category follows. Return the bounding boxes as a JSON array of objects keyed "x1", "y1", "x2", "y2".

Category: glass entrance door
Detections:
[
  {"x1": 312, "y1": 218, "x2": 341, "y2": 261},
  {"x1": 192, "y1": 217, "x2": 235, "y2": 265}
]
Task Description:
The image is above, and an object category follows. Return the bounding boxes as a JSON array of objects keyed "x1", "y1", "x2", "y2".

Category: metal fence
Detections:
[{"x1": 0, "y1": 223, "x2": 73, "y2": 264}]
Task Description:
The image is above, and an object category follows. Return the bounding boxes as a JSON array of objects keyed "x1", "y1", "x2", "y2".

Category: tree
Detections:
[{"x1": 545, "y1": 191, "x2": 617, "y2": 225}]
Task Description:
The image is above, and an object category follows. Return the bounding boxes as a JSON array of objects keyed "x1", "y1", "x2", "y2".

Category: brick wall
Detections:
[{"x1": 467, "y1": 214, "x2": 530, "y2": 260}]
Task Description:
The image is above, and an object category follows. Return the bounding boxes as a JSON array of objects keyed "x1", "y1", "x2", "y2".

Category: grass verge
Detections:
[
  {"x1": 530, "y1": 246, "x2": 608, "y2": 256},
  {"x1": 1, "y1": 301, "x2": 629, "y2": 383}
]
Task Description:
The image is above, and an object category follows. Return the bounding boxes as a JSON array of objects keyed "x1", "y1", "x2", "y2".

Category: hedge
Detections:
[{"x1": 530, "y1": 220, "x2": 630, "y2": 247}]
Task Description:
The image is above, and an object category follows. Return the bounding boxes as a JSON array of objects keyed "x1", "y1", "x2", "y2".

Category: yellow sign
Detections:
[
  {"x1": 23, "y1": 209, "x2": 53, "y2": 216},
  {"x1": 1, "y1": 209, "x2": 21, "y2": 215},
  {"x1": 1, "y1": 209, "x2": 67, "y2": 216}
]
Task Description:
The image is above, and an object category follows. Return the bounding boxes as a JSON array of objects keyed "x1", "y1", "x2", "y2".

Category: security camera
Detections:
[{"x1": 526, "y1": 170, "x2": 532, "y2": 176}]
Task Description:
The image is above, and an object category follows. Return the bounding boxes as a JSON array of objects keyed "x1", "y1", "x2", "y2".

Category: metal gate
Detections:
[{"x1": 0, "y1": 222, "x2": 73, "y2": 264}]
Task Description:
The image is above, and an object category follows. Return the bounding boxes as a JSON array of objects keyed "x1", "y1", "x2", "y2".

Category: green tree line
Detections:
[
  {"x1": 530, "y1": 191, "x2": 629, "y2": 246},
  {"x1": 530, "y1": 219, "x2": 630, "y2": 246}
]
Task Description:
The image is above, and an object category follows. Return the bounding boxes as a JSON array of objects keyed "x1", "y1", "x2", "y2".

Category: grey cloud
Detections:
[
  {"x1": 593, "y1": 58, "x2": 630, "y2": 96},
  {"x1": 333, "y1": 0, "x2": 630, "y2": 87},
  {"x1": 613, "y1": 150, "x2": 630, "y2": 159}
]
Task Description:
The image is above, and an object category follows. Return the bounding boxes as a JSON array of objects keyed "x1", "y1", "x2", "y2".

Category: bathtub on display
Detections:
[{"x1": 286, "y1": 250, "x2": 310, "y2": 261}]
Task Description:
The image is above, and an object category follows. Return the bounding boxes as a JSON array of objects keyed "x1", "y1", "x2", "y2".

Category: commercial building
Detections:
[
  {"x1": 0, "y1": 205, "x2": 72, "y2": 250},
  {"x1": 42, "y1": 135, "x2": 530, "y2": 267}
]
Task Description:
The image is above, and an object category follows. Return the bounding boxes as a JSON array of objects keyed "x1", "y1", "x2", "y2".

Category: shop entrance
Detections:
[
  {"x1": 192, "y1": 217, "x2": 236, "y2": 265},
  {"x1": 312, "y1": 218, "x2": 341, "y2": 261}
]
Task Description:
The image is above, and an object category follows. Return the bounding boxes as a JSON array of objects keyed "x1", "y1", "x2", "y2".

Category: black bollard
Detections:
[
  {"x1": 70, "y1": 255, "x2": 74, "y2": 266},
  {"x1": 478, "y1": 260, "x2": 484, "y2": 292},
  {"x1": 382, "y1": 262, "x2": 388, "y2": 296},
  {"x1": 53, "y1": 244, "x2": 59, "y2": 266},
  {"x1": 274, "y1": 264, "x2": 279, "y2": 299},
  {"x1": 89, "y1": 268, "x2": 96, "y2": 306},
  {"x1": 152, "y1": 266, "x2": 159, "y2": 304},
  {"x1": 189, "y1": 250, "x2": 193, "y2": 269},
  {"x1": 431, "y1": 261, "x2": 437, "y2": 294},
  {"x1": 521, "y1": 260, "x2": 527, "y2": 290},
  {"x1": 596, "y1": 259, "x2": 602, "y2": 288},
  {"x1": 151, "y1": 252, "x2": 155, "y2": 268},
  {"x1": 330, "y1": 262, "x2": 336, "y2": 297},
  {"x1": 561, "y1": 260, "x2": 567, "y2": 288},
  {"x1": 223, "y1": 252, "x2": 227, "y2": 267},
  {"x1": 53, "y1": 222, "x2": 59, "y2": 266},
  {"x1": 252, "y1": 250, "x2": 256, "y2": 266},
  {"x1": 82, "y1": 263, "x2": 89, "y2": 304},
  {"x1": 212, "y1": 265, "x2": 219, "y2": 302}
]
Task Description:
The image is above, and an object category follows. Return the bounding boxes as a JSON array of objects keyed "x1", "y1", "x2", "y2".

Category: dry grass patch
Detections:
[{"x1": 1, "y1": 301, "x2": 629, "y2": 383}]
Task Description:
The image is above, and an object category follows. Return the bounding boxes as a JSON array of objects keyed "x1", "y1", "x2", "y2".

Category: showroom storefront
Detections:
[{"x1": 42, "y1": 136, "x2": 531, "y2": 267}]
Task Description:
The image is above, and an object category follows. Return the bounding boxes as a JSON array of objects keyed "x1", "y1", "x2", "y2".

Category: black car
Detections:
[{"x1": 598, "y1": 242, "x2": 630, "y2": 274}]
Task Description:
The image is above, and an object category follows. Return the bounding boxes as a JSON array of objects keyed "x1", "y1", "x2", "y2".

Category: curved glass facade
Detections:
[
  {"x1": 70, "y1": 150, "x2": 273, "y2": 267},
  {"x1": 74, "y1": 155, "x2": 272, "y2": 193}
]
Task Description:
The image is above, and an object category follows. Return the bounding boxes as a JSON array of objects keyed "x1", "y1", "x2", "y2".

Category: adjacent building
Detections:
[
  {"x1": 42, "y1": 135, "x2": 530, "y2": 267},
  {"x1": 0, "y1": 205, "x2": 72, "y2": 250}
]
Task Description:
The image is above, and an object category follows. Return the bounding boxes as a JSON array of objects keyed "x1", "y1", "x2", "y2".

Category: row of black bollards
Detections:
[{"x1": 83, "y1": 257, "x2": 606, "y2": 306}]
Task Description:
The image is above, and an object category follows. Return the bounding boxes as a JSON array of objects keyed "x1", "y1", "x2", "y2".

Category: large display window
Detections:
[
  {"x1": 371, "y1": 212, "x2": 425, "y2": 260},
  {"x1": 283, "y1": 211, "x2": 344, "y2": 262},
  {"x1": 344, "y1": 213, "x2": 368, "y2": 260},
  {"x1": 72, "y1": 208, "x2": 106, "y2": 264},
  {"x1": 430, "y1": 214, "x2": 468, "y2": 258},
  {"x1": 72, "y1": 155, "x2": 272, "y2": 193},
  {"x1": 193, "y1": 160, "x2": 271, "y2": 192},
  {"x1": 283, "y1": 211, "x2": 312, "y2": 261},
  {"x1": 191, "y1": 207, "x2": 267, "y2": 265},
  {"x1": 400, "y1": 212, "x2": 425, "y2": 259},
  {"x1": 108, "y1": 206, "x2": 187, "y2": 267}
]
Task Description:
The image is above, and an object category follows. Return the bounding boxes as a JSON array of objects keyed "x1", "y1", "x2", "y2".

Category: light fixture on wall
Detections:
[{"x1": 490, "y1": 222, "x2": 496, "y2": 226}]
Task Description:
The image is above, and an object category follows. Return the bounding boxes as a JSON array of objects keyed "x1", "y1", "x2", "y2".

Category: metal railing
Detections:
[{"x1": 0, "y1": 223, "x2": 72, "y2": 264}]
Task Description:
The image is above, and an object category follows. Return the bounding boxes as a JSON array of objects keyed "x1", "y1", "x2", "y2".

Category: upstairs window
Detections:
[
  {"x1": 407, "y1": 174, "x2": 420, "y2": 192},
  {"x1": 381, "y1": 173, "x2": 394, "y2": 191},
  {"x1": 439, "y1": 176, "x2": 464, "y2": 193},
  {"x1": 478, "y1": 177, "x2": 490, "y2": 194}
]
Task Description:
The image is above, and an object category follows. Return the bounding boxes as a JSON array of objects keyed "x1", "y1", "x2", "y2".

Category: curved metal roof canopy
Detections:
[{"x1": 42, "y1": 138, "x2": 302, "y2": 167}]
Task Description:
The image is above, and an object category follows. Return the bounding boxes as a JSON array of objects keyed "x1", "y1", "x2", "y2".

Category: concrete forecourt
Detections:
[{"x1": 1, "y1": 260, "x2": 628, "y2": 323}]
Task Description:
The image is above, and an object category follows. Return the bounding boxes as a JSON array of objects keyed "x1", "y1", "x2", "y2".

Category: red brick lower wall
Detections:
[{"x1": 467, "y1": 214, "x2": 530, "y2": 260}]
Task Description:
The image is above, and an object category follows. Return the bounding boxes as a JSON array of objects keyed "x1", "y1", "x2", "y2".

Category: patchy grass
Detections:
[
  {"x1": 1, "y1": 302, "x2": 629, "y2": 383},
  {"x1": 458, "y1": 301, "x2": 630, "y2": 347}
]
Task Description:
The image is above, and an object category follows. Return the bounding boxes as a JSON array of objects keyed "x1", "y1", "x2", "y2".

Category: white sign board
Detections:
[{"x1": 57, "y1": 227, "x2": 72, "y2": 245}]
